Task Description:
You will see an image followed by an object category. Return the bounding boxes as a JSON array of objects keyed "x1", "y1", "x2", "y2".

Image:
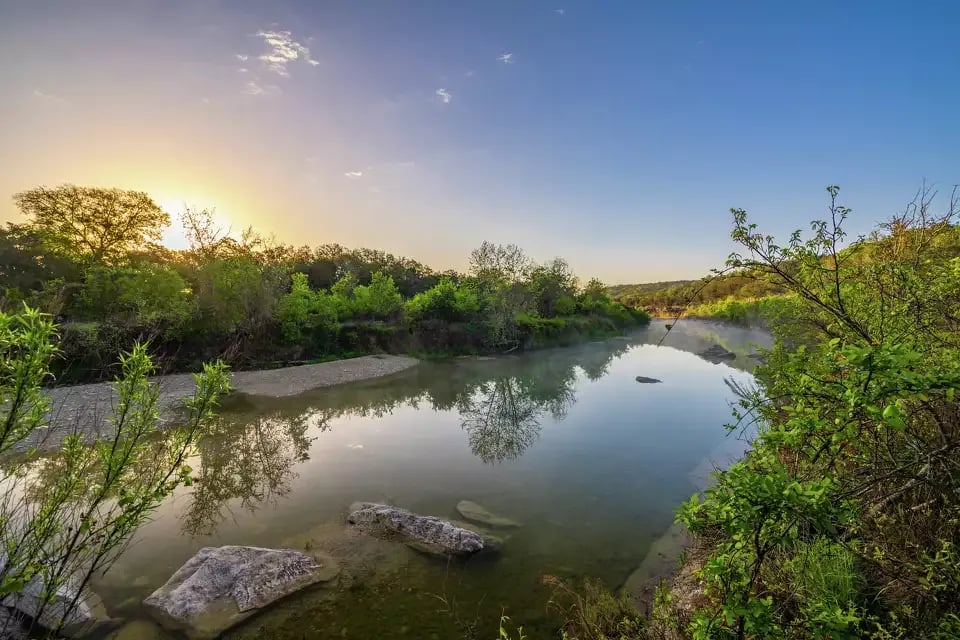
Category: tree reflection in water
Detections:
[
  {"x1": 180, "y1": 411, "x2": 324, "y2": 536},
  {"x1": 457, "y1": 364, "x2": 578, "y2": 463},
  {"x1": 180, "y1": 337, "x2": 637, "y2": 532}
]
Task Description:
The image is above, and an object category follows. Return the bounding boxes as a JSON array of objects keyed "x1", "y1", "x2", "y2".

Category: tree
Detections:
[{"x1": 13, "y1": 185, "x2": 170, "y2": 265}]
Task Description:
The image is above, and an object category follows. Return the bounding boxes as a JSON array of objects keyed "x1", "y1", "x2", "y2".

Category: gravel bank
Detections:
[{"x1": 34, "y1": 355, "x2": 419, "y2": 451}]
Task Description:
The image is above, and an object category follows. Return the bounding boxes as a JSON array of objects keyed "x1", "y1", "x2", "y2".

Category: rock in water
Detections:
[
  {"x1": 698, "y1": 344, "x2": 736, "y2": 362},
  {"x1": 347, "y1": 503, "x2": 484, "y2": 556},
  {"x1": 450, "y1": 520, "x2": 509, "y2": 553},
  {"x1": 144, "y1": 546, "x2": 339, "y2": 639},
  {"x1": 635, "y1": 376, "x2": 662, "y2": 384},
  {"x1": 455, "y1": 500, "x2": 521, "y2": 528},
  {"x1": 0, "y1": 570, "x2": 107, "y2": 638}
]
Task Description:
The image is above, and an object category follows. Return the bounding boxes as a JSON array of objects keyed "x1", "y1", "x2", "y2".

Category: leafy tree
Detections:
[
  {"x1": 276, "y1": 272, "x2": 338, "y2": 344},
  {"x1": 527, "y1": 258, "x2": 578, "y2": 317},
  {"x1": 404, "y1": 279, "x2": 481, "y2": 323},
  {"x1": 12, "y1": 185, "x2": 170, "y2": 265},
  {"x1": 193, "y1": 257, "x2": 284, "y2": 336},
  {"x1": 352, "y1": 271, "x2": 402, "y2": 319},
  {"x1": 79, "y1": 264, "x2": 192, "y2": 328},
  {"x1": 0, "y1": 223, "x2": 83, "y2": 295}
]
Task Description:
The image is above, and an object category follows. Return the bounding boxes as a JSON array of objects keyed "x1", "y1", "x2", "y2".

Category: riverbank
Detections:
[{"x1": 35, "y1": 354, "x2": 418, "y2": 452}]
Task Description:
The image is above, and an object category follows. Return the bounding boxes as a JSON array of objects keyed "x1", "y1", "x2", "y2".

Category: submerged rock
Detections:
[
  {"x1": 347, "y1": 503, "x2": 484, "y2": 556},
  {"x1": 698, "y1": 344, "x2": 737, "y2": 362},
  {"x1": 635, "y1": 376, "x2": 662, "y2": 384},
  {"x1": 144, "y1": 546, "x2": 339, "y2": 639},
  {"x1": 1, "y1": 570, "x2": 108, "y2": 638},
  {"x1": 450, "y1": 520, "x2": 509, "y2": 553},
  {"x1": 106, "y1": 619, "x2": 169, "y2": 640},
  {"x1": 456, "y1": 500, "x2": 521, "y2": 528}
]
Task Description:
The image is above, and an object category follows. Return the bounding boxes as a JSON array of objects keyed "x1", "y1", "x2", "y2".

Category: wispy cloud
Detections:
[
  {"x1": 344, "y1": 171, "x2": 363, "y2": 179},
  {"x1": 237, "y1": 67, "x2": 248, "y2": 73},
  {"x1": 255, "y1": 29, "x2": 319, "y2": 77},
  {"x1": 556, "y1": 8, "x2": 565, "y2": 16},
  {"x1": 497, "y1": 52, "x2": 515, "y2": 64},
  {"x1": 243, "y1": 80, "x2": 278, "y2": 96},
  {"x1": 435, "y1": 88, "x2": 452, "y2": 104},
  {"x1": 235, "y1": 53, "x2": 248, "y2": 61},
  {"x1": 465, "y1": 70, "x2": 475, "y2": 78},
  {"x1": 31, "y1": 89, "x2": 68, "y2": 105}
]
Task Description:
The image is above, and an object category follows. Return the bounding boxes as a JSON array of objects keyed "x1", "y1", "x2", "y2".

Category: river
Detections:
[{"x1": 93, "y1": 319, "x2": 770, "y2": 639}]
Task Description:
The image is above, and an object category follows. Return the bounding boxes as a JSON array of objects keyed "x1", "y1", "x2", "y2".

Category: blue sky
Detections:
[{"x1": 0, "y1": 1, "x2": 957, "y2": 282}]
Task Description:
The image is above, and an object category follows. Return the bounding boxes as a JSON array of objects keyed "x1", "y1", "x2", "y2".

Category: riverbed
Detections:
[{"x1": 90, "y1": 319, "x2": 769, "y2": 639}]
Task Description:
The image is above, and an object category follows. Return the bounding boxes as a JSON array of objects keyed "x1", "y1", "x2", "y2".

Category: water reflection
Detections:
[
  {"x1": 181, "y1": 413, "x2": 319, "y2": 536},
  {"x1": 182, "y1": 338, "x2": 636, "y2": 533}
]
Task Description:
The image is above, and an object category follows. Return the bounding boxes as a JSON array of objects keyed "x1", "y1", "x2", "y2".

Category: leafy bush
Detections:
[
  {"x1": 276, "y1": 272, "x2": 338, "y2": 344},
  {"x1": 79, "y1": 264, "x2": 192, "y2": 328},
  {"x1": 0, "y1": 306, "x2": 229, "y2": 637},
  {"x1": 194, "y1": 257, "x2": 282, "y2": 335},
  {"x1": 676, "y1": 186, "x2": 960, "y2": 639},
  {"x1": 404, "y1": 279, "x2": 481, "y2": 323},
  {"x1": 352, "y1": 271, "x2": 402, "y2": 319}
]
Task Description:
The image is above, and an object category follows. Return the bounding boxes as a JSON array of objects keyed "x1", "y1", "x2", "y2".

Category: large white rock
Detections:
[
  {"x1": 347, "y1": 502, "x2": 484, "y2": 556},
  {"x1": 144, "y1": 546, "x2": 338, "y2": 639}
]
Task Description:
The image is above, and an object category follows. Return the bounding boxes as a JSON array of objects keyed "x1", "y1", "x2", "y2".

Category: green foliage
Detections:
[
  {"x1": 79, "y1": 264, "x2": 192, "y2": 328},
  {"x1": 686, "y1": 294, "x2": 795, "y2": 326},
  {"x1": 676, "y1": 185, "x2": 960, "y2": 640},
  {"x1": 194, "y1": 257, "x2": 283, "y2": 335},
  {"x1": 0, "y1": 306, "x2": 229, "y2": 636},
  {"x1": 276, "y1": 272, "x2": 339, "y2": 344},
  {"x1": 352, "y1": 271, "x2": 403, "y2": 319},
  {"x1": 404, "y1": 279, "x2": 481, "y2": 323},
  {"x1": 497, "y1": 615, "x2": 528, "y2": 640}
]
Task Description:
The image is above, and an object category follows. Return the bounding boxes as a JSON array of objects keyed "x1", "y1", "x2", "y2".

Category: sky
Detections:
[{"x1": 0, "y1": 1, "x2": 957, "y2": 283}]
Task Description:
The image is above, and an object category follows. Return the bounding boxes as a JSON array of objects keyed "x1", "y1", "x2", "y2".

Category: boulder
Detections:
[
  {"x1": 635, "y1": 376, "x2": 662, "y2": 384},
  {"x1": 144, "y1": 546, "x2": 339, "y2": 639},
  {"x1": 456, "y1": 500, "x2": 521, "y2": 528},
  {"x1": 347, "y1": 503, "x2": 484, "y2": 556},
  {"x1": 1, "y1": 573, "x2": 107, "y2": 638},
  {"x1": 698, "y1": 344, "x2": 736, "y2": 362}
]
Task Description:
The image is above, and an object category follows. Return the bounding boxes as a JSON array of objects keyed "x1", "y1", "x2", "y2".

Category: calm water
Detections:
[{"x1": 95, "y1": 320, "x2": 768, "y2": 639}]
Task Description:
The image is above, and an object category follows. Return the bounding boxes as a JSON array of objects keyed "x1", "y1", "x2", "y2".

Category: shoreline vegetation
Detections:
[
  {"x1": 565, "y1": 184, "x2": 960, "y2": 640},
  {"x1": 1, "y1": 185, "x2": 649, "y2": 387}
]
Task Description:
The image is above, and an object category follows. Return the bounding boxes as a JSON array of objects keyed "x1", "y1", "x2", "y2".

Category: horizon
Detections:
[{"x1": 1, "y1": 1, "x2": 957, "y2": 283}]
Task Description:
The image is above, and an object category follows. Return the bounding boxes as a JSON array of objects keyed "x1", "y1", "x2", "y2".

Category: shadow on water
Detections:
[{"x1": 93, "y1": 320, "x2": 763, "y2": 639}]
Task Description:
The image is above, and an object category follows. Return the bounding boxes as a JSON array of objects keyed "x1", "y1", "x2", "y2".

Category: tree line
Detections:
[{"x1": 0, "y1": 184, "x2": 648, "y2": 383}]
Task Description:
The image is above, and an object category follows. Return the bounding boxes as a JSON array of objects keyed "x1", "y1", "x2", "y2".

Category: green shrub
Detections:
[
  {"x1": 405, "y1": 279, "x2": 481, "y2": 323},
  {"x1": 352, "y1": 271, "x2": 402, "y2": 319},
  {"x1": 79, "y1": 264, "x2": 192, "y2": 328},
  {"x1": 276, "y1": 272, "x2": 338, "y2": 344}
]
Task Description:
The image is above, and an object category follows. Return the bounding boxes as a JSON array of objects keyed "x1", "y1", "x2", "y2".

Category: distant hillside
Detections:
[
  {"x1": 606, "y1": 280, "x2": 696, "y2": 298},
  {"x1": 608, "y1": 274, "x2": 785, "y2": 313}
]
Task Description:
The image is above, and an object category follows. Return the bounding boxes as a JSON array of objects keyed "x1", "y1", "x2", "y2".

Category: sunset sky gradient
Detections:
[{"x1": 1, "y1": 1, "x2": 957, "y2": 281}]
